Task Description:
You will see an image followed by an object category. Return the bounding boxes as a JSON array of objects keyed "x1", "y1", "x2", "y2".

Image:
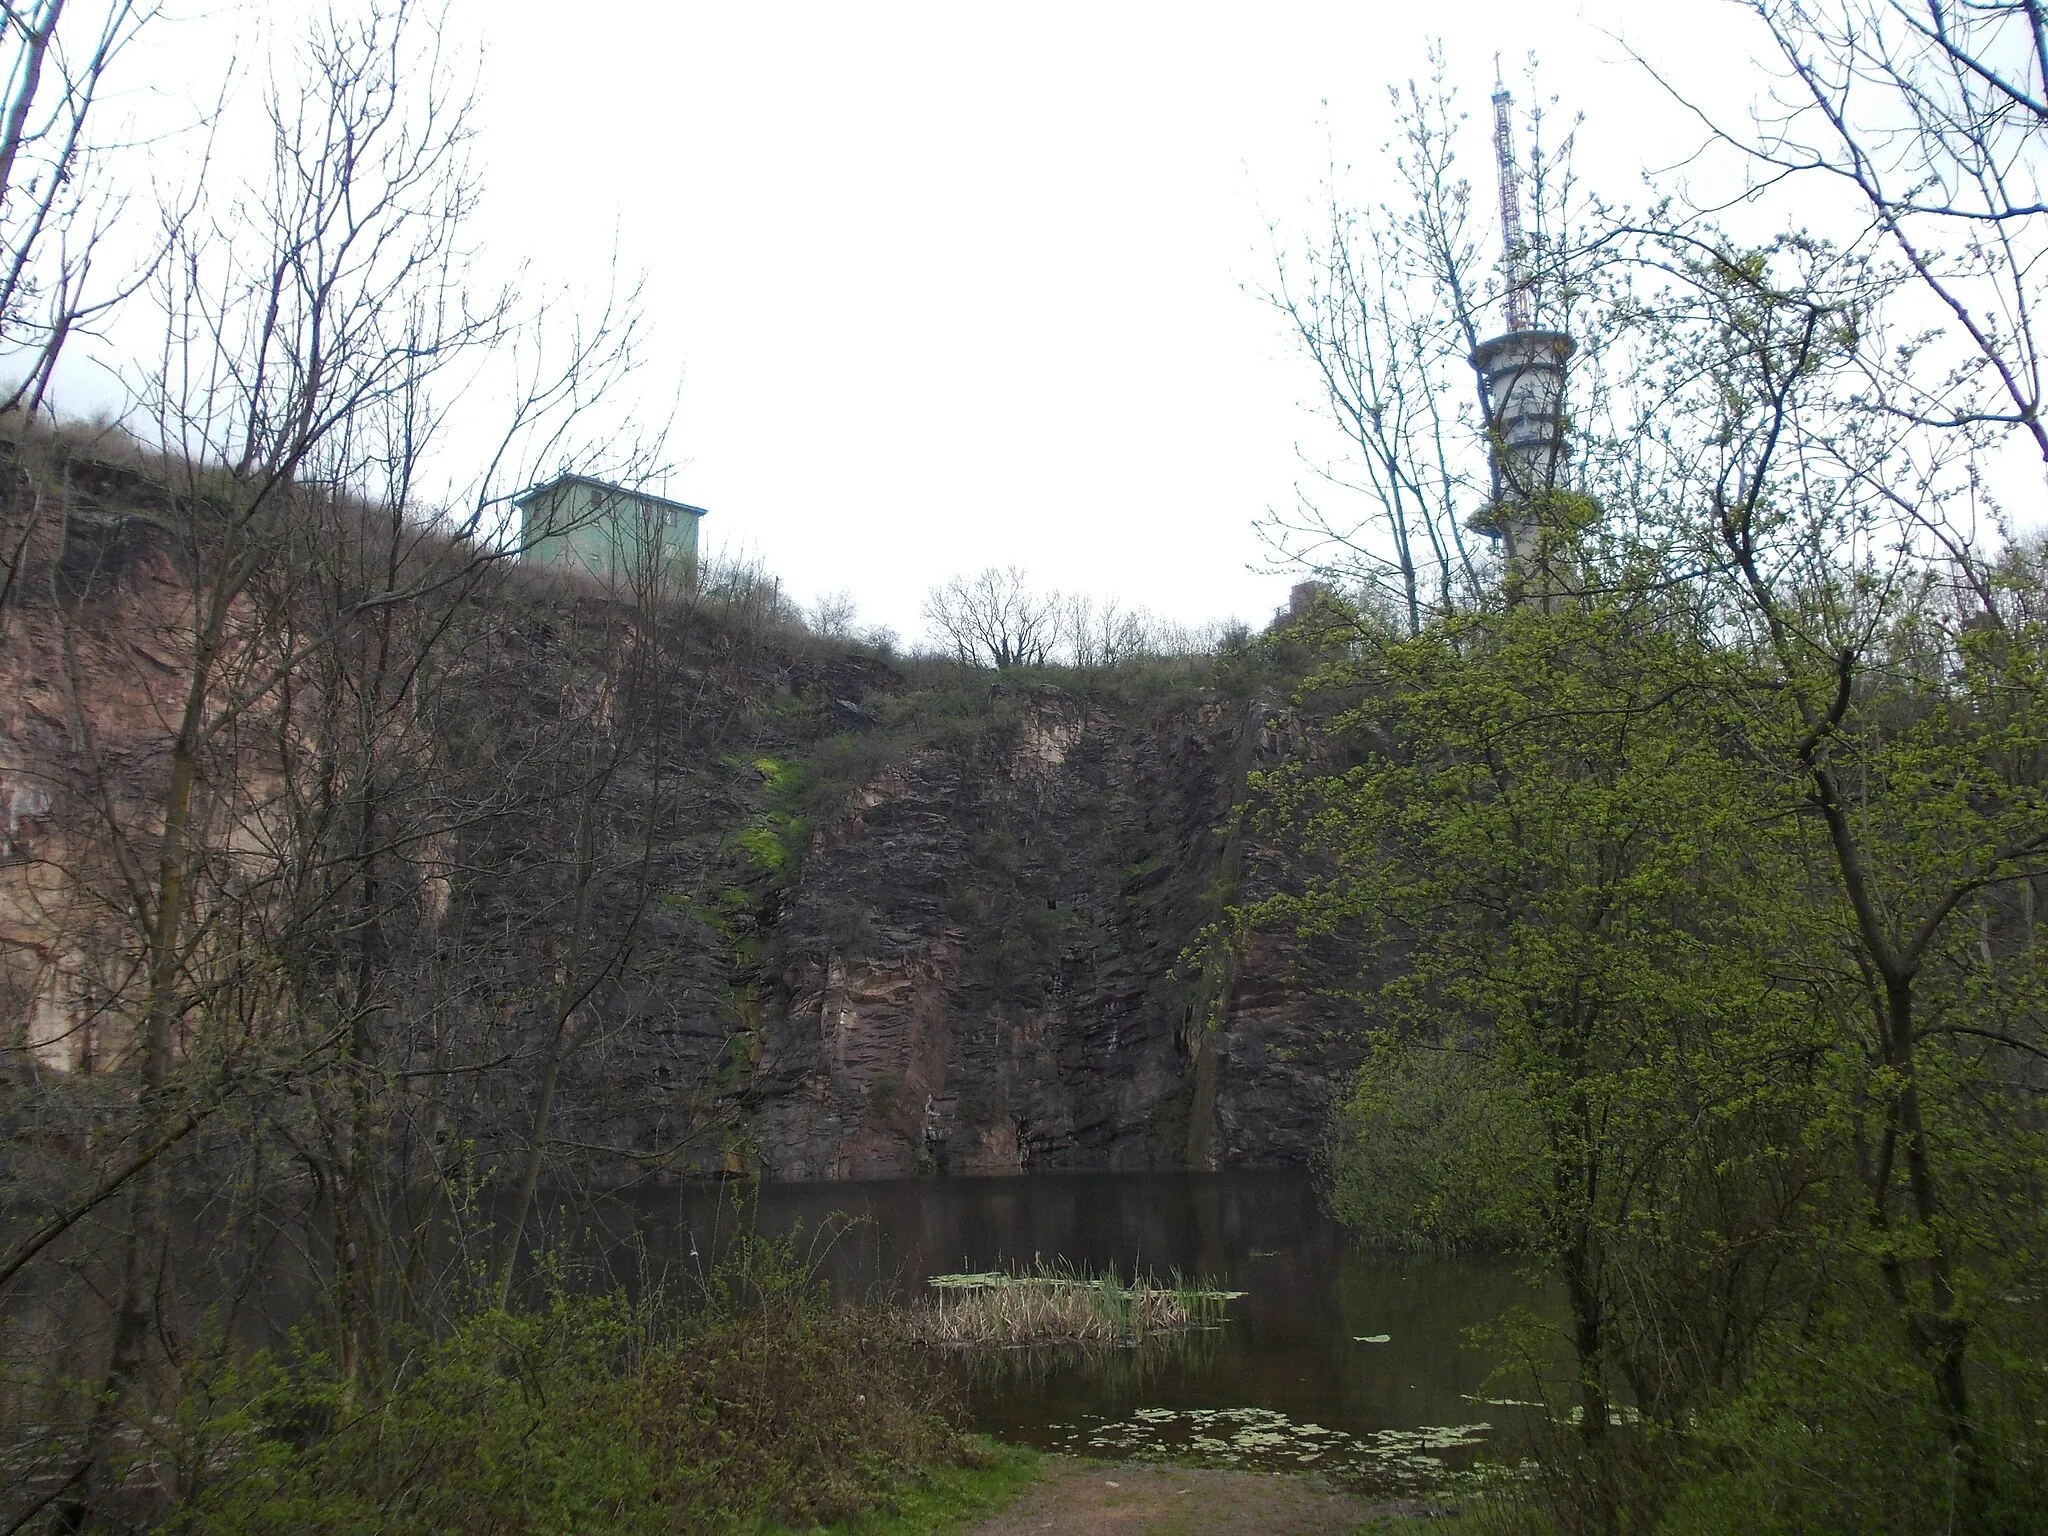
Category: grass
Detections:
[
  {"x1": 912, "y1": 1259, "x2": 1243, "y2": 1348},
  {"x1": 756, "y1": 1441, "x2": 1041, "y2": 1534}
]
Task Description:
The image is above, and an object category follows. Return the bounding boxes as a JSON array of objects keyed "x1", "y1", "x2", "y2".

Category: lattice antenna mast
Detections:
[{"x1": 1492, "y1": 63, "x2": 1530, "y2": 332}]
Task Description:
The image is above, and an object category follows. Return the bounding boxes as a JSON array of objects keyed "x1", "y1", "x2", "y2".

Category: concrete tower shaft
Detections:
[
  {"x1": 1474, "y1": 330, "x2": 1572, "y2": 500},
  {"x1": 1468, "y1": 328, "x2": 1576, "y2": 578}
]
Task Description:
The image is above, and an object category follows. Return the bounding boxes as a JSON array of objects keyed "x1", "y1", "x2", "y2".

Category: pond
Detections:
[{"x1": 567, "y1": 1170, "x2": 1549, "y2": 1493}]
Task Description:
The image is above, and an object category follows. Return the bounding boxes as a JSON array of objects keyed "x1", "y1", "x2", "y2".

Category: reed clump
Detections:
[{"x1": 911, "y1": 1259, "x2": 1243, "y2": 1348}]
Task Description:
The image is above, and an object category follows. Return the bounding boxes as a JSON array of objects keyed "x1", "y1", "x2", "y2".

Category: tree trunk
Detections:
[{"x1": 58, "y1": 608, "x2": 218, "y2": 1527}]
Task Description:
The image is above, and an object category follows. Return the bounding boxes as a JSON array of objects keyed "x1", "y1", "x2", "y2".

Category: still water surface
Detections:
[{"x1": 573, "y1": 1171, "x2": 1546, "y2": 1489}]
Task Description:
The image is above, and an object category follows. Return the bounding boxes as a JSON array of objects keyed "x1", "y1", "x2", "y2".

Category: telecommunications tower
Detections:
[{"x1": 1468, "y1": 64, "x2": 1575, "y2": 590}]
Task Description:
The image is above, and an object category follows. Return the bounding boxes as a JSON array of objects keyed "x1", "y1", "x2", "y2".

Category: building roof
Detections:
[{"x1": 513, "y1": 472, "x2": 707, "y2": 519}]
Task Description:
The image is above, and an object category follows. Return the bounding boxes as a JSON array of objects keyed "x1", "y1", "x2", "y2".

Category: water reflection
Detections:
[{"x1": 565, "y1": 1168, "x2": 1549, "y2": 1480}]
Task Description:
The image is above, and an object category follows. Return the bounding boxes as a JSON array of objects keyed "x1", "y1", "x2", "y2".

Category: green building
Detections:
[{"x1": 515, "y1": 473, "x2": 707, "y2": 588}]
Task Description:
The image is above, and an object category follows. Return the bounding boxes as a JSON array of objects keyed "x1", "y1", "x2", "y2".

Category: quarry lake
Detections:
[{"x1": 567, "y1": 1170, "x2": 1548, "y2": 1491}]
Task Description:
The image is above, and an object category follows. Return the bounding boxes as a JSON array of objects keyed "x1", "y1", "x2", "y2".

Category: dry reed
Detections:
[{"x1": 910, "y1": 1259, "x2": 1242, "y2": 1348}]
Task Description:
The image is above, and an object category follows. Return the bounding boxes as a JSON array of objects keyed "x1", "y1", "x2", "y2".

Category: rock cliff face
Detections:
[
  {"x1": 1, "y1": 462, "x2": 1363, "y2": 1183},
  {"x1": 742, "y1": 687, "x2": 1361, "y2": 1179}
]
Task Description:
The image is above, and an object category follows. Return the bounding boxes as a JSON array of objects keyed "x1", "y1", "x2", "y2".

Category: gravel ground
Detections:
[{"x1": 961, "y1": 1457, "x2": 1441, "y2": 1534}]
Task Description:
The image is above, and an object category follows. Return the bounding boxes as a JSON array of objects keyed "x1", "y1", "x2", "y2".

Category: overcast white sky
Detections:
[{"x1": 82, "y1": 2, "x2": 1781, "y2": 641}]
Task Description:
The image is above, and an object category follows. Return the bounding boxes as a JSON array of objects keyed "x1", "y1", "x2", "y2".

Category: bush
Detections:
[
  {"x1": 1657, "y1": 1306, "x2": 2048, "y2": 1536},
  {"x1": 1322, "y1": 1037, "x2": 1544, "y2": 1253},
  {"x1": 168, "y1": 1236, "x2": 961, "y2": 1536}
]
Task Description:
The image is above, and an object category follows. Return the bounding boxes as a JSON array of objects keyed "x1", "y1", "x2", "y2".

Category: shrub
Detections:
[
  {"x1": 168, "y1": 1236, "x2": 960, "y2": 1535},
  {"x1": 1657, "y1": 1306, "x2": 2048, "y2": 1536},
  {"x1": 1322, "y1": 1037, "x2": 1544, "y2": 1254}
]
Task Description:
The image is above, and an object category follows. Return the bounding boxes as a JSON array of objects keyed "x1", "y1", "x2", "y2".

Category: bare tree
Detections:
[
  {"x1": 1624, "y1": 0, "x2": 2048, "y2": 617},
  {"x1": 0, "y1": 0, "x2": 176, "y2": 418},
  {"x1": 1062, "y1": 591, "x2": 1152, "y2": 669},
  {"x1": 807, "y1": 588, "x2": 859, "y2": 638},
  {"x1": 1710, "y1": 5, "x2": 2048, "y2": 460},
  {"x1": 1616, "y1": 12, "x2": 2048, "y2": 1497},
  {"x1": 1259, "y1": 68, "x2": 1481, "y2": 631},
  {"x1": 921, "y1": 565, "x2": 1061, "y2": 669},
  {"x1": 0, "y1": 0, "x2": 188, "y2": 644},
  {"x1": 1261, "y1": 52, "x2": 1613, "y2": 624},
  {"x1": 486, "y1": 510, "x2": 689, "y2": 1310},
  {"x1": 0, "y1": 3, "x2": 676, "y2": 1522}
]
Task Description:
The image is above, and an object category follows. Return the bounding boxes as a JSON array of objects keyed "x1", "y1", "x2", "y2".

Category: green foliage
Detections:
[
  {"x1": 751, "y1": 755, "x2": 802, "y2": 798},
  {"x1": 1260, "y1": 595, "x2": 1823, "y2": 1366},
  {"x1": 169, "y1": 1298, "x2": 664, "y2": 1536},
  {"x1": 1323, "y1": 1039, "x2": 1543, "y2": 1253},
  {"x1": 753, "y1": 1440, "x2": 1038, "y2": 1535},
  {"x1": 1250, "y1": 566, "x2": 2048, "y2": 1529},
  {"x1": 167, "y1": 1237, "x2": 962, "y2": 1536},
  {"x1": 733, "y1": 820, "x2": 801, "y2": 874},
  {"x1": 725, "y1": 757, "x2": 810, "y2": 876},
  {"x1": 1658, "y1": 1304, "x2": 2048, "y2": 1536}
]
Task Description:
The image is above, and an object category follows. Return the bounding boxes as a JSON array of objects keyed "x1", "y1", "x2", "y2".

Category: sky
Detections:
[{"x1": 63, "y1": 2, "x2": 1778, "y2": 643}]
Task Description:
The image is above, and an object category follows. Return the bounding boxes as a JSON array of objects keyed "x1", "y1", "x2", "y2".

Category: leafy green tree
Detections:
[
  {"x1": 1256, "y1": 7, "x2": 2048, "y2": 1524},
  {"x1": 1658, "y1": 234, "x2": 2048, "y2": 1526},
  {"x1": 1245, "y1": 595, "x2": 1826, "y2": 1489}
]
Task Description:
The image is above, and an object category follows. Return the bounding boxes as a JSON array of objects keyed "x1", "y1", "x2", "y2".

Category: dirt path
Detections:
[{"x1": 962, "y1": 1458, "x2": 1434, "y2": 1535}]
